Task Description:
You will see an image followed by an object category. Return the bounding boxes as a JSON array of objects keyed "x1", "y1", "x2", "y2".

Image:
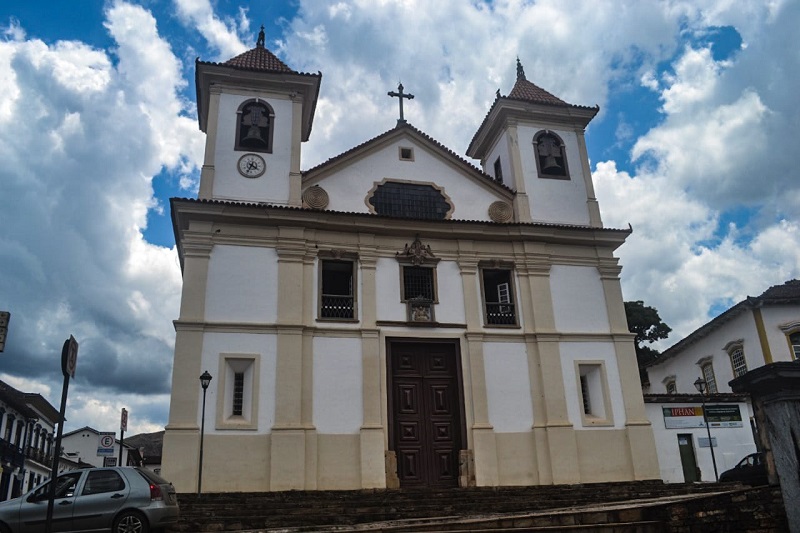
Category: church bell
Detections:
[{"x1": 542, "y1": 155, "x2": 561, "y2": 173}]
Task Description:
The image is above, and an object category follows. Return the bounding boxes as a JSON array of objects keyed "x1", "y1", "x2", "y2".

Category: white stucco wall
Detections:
[
  {"x1": 313, "y1": 136, "x2": 503, "y2": 221},
  {"x1": 61, "y1": 431, "x2": 133, "y2": 468},
  {"x1": 760, "y1": 305, "x2": 800, "y2": 362},
  {"x1": 517, "y1": 124, "x2": 590, "y2": 226},
  {"x1": 647, "y1": 311, "x2": 762, "y2": 394},
  {"x1": 212, "y1": 92, "x2": 294, "y2": 203},
  {"x1": 549, "y1": 265, "x2": 610, "y2": 333},
  {"x1": 559, "y1": 341, "x2": 626, "y2": 429},
  {"x1": 645, "y1": 401, "x2": 757, "y2": 483},
  {"x1": 200, "y1": 332, "x2": 278, "y2": 435},
  {"x1": 313, "y1": 337, "x2": 363, "y2": 434},
  {"x1": 483, "y1": 133, "x2": 511, "y2": 187},
  {"x1": 483, "y1": 342, "x2": 534, "y2": 432},
  {"x1": 374, "y1": 258, "x2": 464, "y2": 324},
  {"x1": 205, "y1": 245, "x2": 278, "y2": 323},
  {"x1": 435, "y1": 261, "x2": 466, "y2": 324}
]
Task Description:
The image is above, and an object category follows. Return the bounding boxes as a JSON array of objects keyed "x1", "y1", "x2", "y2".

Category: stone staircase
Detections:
[{"x1": 167, "y1": 482, "x2": 787, "y2": 532}]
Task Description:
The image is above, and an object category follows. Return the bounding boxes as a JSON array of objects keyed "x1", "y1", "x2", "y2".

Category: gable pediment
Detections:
[{"x1": 302, "y1": 124, "x2": 514, "y2": 222}]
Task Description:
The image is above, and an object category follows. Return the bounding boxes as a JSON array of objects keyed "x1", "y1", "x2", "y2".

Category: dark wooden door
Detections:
[
  {"x1": 389, "y1": 341, "x2": 463, "y2": 487},
  {"x1": 678, "y1": 433, "x2": 699, "y2": 482}
]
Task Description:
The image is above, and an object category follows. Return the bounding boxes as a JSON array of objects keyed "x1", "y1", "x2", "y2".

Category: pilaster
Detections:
[
  {"x1": 507, "y1": 122, "x2": 533, "y2": 223},
  {"x1": 576, "y1": 129, "x2": 603, "y2": 228},
  {"x1": 289, "y1": 97, "x2": 303, "y2": 207},
  {"x1": 198, "y1": 87, "x2": 221, "y2": 199}
]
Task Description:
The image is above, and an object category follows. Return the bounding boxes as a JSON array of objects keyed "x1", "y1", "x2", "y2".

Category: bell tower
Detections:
[
  {"x1": 194, "y1": 27, "x2": 321, "y2": 205},
  {"x1": 467, "y1": 59, "x2": 602, "y2": 227}
]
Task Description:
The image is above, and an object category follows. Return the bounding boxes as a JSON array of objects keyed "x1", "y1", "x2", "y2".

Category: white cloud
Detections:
[
  {"x1": 0, "y1": 1, "x2": 200, "y2": 433},
  {"x1": 173, "y1": 0, "x2": 249, "y2": 60}
]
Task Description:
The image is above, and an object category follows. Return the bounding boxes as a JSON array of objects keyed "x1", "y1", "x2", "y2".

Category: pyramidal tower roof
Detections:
[
  {"x1": 506, "y1": 58, "x2": 567, "y2": 106},
  {"x1": 466, "y1": 58, "x2": 598, "y2": 159},
  {"x1": 194, "y1": 26, "x2": 322, "y2": 140},
  {"x1": 223, "y1": 26, "x2": 296, "y2": 73}
]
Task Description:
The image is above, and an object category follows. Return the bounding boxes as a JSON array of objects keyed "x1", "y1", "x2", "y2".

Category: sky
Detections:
[{"x1": 0, "y1": 0, "x2": 798, "y2": 436}]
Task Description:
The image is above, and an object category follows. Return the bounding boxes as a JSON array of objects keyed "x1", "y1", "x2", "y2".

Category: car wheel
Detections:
[{"x1": 113, "y1": 510, "x2": 150, "y2": 533}]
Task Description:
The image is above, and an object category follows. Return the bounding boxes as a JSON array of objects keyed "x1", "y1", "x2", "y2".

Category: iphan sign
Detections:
[{"x1": 662, "y1": 405, "x2": 743, "y2": 429}]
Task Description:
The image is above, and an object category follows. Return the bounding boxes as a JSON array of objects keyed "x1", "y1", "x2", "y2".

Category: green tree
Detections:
[{"x1": 624, "y1": 300, "x2": 672, "y2": 368}]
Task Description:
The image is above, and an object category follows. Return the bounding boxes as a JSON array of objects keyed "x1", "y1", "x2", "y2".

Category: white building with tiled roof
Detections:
[
  {"x1": 0, "y1": 380, "x2": 59, "y2": 500},
  {"x1": 643, "y1": 279, "x2": 800, "y2": 482},
  {"x1": 161, "y1": 33, "x2": 660, "y2": 492}
]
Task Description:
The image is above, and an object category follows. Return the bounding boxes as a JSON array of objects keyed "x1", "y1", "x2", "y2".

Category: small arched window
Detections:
[
  {"x1": 533, "y1": 130, "x2": 570, "y2": 180},
  {"x1": 235, "y1": 99, "x2": 275, "y2": 153}
]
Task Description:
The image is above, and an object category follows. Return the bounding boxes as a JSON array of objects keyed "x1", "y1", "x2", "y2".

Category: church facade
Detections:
[{"x1": 161, "y1": 35, "x2": 659, "y2": 492}]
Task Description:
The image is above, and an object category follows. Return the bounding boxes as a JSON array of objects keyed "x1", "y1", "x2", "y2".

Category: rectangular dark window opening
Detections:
[
  {"x1": 580, "y1": 375, "x2": 591, "y2": 415},
  {"x1": 399, "y1": 147, "x2": 414, "y2": 160},
  {"x1": 403, "y1": 266, "x2": 435, "y2": 301},
  {"x1": 493, "y1": 157, "x2": 503, "y2": 183},
  {"x1": 232, "y1": 372, "x2": 244, "y2": 416},
  {"x1": 321, "y1": 260, "x2": 355, "y2": 319},
  {"x1": 482, "y1": 269, "x2": 516, "y2": 325}
]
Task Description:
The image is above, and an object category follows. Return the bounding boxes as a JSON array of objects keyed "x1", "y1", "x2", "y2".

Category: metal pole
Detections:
[
  {"x1": 119, "y1": 428, "x2": 125, "y2": 466},
  {"x1": 700, "y1": 394, "x2": 719, "y2": 481},
  {"x1": 45, "y1": 373, "x2": 69, "y2": 533},
  {"x1": 198, "y1": 386, "x2": 207, "y2": 497}
]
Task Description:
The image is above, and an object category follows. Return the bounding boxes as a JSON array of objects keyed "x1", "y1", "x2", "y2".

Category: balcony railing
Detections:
[
  {"x1": 321, "y1": 294, "x2": 355, "y2": 319},
  {"x1": 0, "y1": 438, "x2": 25, "y2": 469},
  {"x1": 485, "y1": 302, "x2": 517, "y2": 326}
]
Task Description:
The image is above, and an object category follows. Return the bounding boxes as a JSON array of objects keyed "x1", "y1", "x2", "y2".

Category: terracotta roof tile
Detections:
[
  {"x1": 507, "y1": 58, "x2": 567, "y2": 106},
  {"x1": 224, "y1": 45, "x2": 295, "y2": 73}
]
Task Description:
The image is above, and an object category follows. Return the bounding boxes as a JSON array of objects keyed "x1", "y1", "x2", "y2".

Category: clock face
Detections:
[{"x1": 237, "y1": 153, "x2": 266, "y2": 178}]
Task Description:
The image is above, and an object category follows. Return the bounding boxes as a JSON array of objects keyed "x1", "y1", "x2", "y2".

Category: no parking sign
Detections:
[{"x1": 97, "y1": 432, "x2": 115, "y2": 456}]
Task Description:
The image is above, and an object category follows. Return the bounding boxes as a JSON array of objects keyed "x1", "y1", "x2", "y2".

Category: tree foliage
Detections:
[{"x1": 624, "y1": 300, "x2": 672, "y2": 368}]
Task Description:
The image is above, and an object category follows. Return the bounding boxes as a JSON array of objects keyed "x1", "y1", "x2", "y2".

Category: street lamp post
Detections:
[
  {"x1": 198, "y1": 371, "x2": 212, "y2": 497},
  {"x1": 694, "y1": 377, "x2": 719, "y2": 481}
]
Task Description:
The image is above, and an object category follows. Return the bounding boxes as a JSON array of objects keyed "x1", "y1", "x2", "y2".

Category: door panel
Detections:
[
  {"x1": 390, "y1": 341, "x2": 463, "y2": 487},
  {"x1": 678, "y1": 433, "x2": 699, "y2": 482}
]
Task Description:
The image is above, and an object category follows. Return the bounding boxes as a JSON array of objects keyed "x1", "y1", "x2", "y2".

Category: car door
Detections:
[
  {"x1": 18, "y1": 471, "x2": 84, "y2": 533},
  {"x1": 69, "y1": 469, "x2": 130, "y2": 532}
]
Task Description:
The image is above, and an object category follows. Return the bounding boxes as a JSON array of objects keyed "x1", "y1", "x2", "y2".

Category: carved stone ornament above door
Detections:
[{"x1": 396, "y1": 235, "x2": 439, "y2": 266}]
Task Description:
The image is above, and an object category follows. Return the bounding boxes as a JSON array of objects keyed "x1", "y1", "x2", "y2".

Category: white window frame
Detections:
[
  {"x1": 574, "y1": 361, "x2": 614, "y2": 427},
  {"x1": 216, "y1": 353, "x2": 260, "y2": 430},
  {"x1": 696, "y1": 356, "x2": 718, "y2": 393},
  {"x1": 724, "y1": 340, "x2": 748, "y2": 378}
]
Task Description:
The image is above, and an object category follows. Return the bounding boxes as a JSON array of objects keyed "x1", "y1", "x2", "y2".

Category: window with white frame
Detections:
[
  {"x1": 480, "y1": 265, "x2": 518, "y2": 326},
  {"x1": 726, "y1": 342, "x2": 748, "y2": 378},
  {"x1": 575, "y1": 361, "x2": 614, "y2": 426},
  {"x1": 701, "y1": 362, "x2": 717, "y2": 393},
  {"x1": 696, "y1": 356, "x2": 718, "y2": 393},
  {"x1": 790, "y1": 331, "x2": 800, "y2": 360},
  {"x1": 216, "y1": 354, "x2": 260, "y2": 429},
  {"x1": 661, "y1": 375, "x2": 676, "y2": 394}
]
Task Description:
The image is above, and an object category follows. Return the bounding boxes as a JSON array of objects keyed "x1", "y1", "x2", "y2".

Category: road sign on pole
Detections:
[{"x1": 61, "y1": 335, "x2": 78, "y2": 378}]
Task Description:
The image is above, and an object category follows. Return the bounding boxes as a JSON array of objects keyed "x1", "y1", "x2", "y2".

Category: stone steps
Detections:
[{"x1": 168, "y1": 481, "x2": 748, "y2": 532}]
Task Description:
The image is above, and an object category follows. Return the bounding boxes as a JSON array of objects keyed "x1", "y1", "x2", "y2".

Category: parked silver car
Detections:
[{"x1": 0, "y1": 466, "x2": 179, "y2": 533}]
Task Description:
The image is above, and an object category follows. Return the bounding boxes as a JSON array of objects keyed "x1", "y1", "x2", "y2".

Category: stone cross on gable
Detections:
[{"x1": 388, "y1": 83, "x2": 414, "y2": 124}]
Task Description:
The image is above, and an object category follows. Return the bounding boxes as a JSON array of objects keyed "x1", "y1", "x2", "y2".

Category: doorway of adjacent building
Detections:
[
  {"x1": 387, "y1": 339, "x2": 465, "y2": 488},
  {"x1": 678, "y1": 433, "x2": 700, "y2": 482}
]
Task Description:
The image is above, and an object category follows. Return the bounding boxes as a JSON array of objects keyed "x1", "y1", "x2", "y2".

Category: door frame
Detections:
[{"x1": 385, "y1": 337, "x2": 468, "y2": 483}]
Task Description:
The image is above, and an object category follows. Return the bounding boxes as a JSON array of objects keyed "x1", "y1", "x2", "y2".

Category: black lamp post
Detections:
[
  {"x1": 198, "y1": 370, "x2": 212, "y2": 496},
  {"x1": 694, "y1": 377, "x2": 719, "y2": 481}
]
